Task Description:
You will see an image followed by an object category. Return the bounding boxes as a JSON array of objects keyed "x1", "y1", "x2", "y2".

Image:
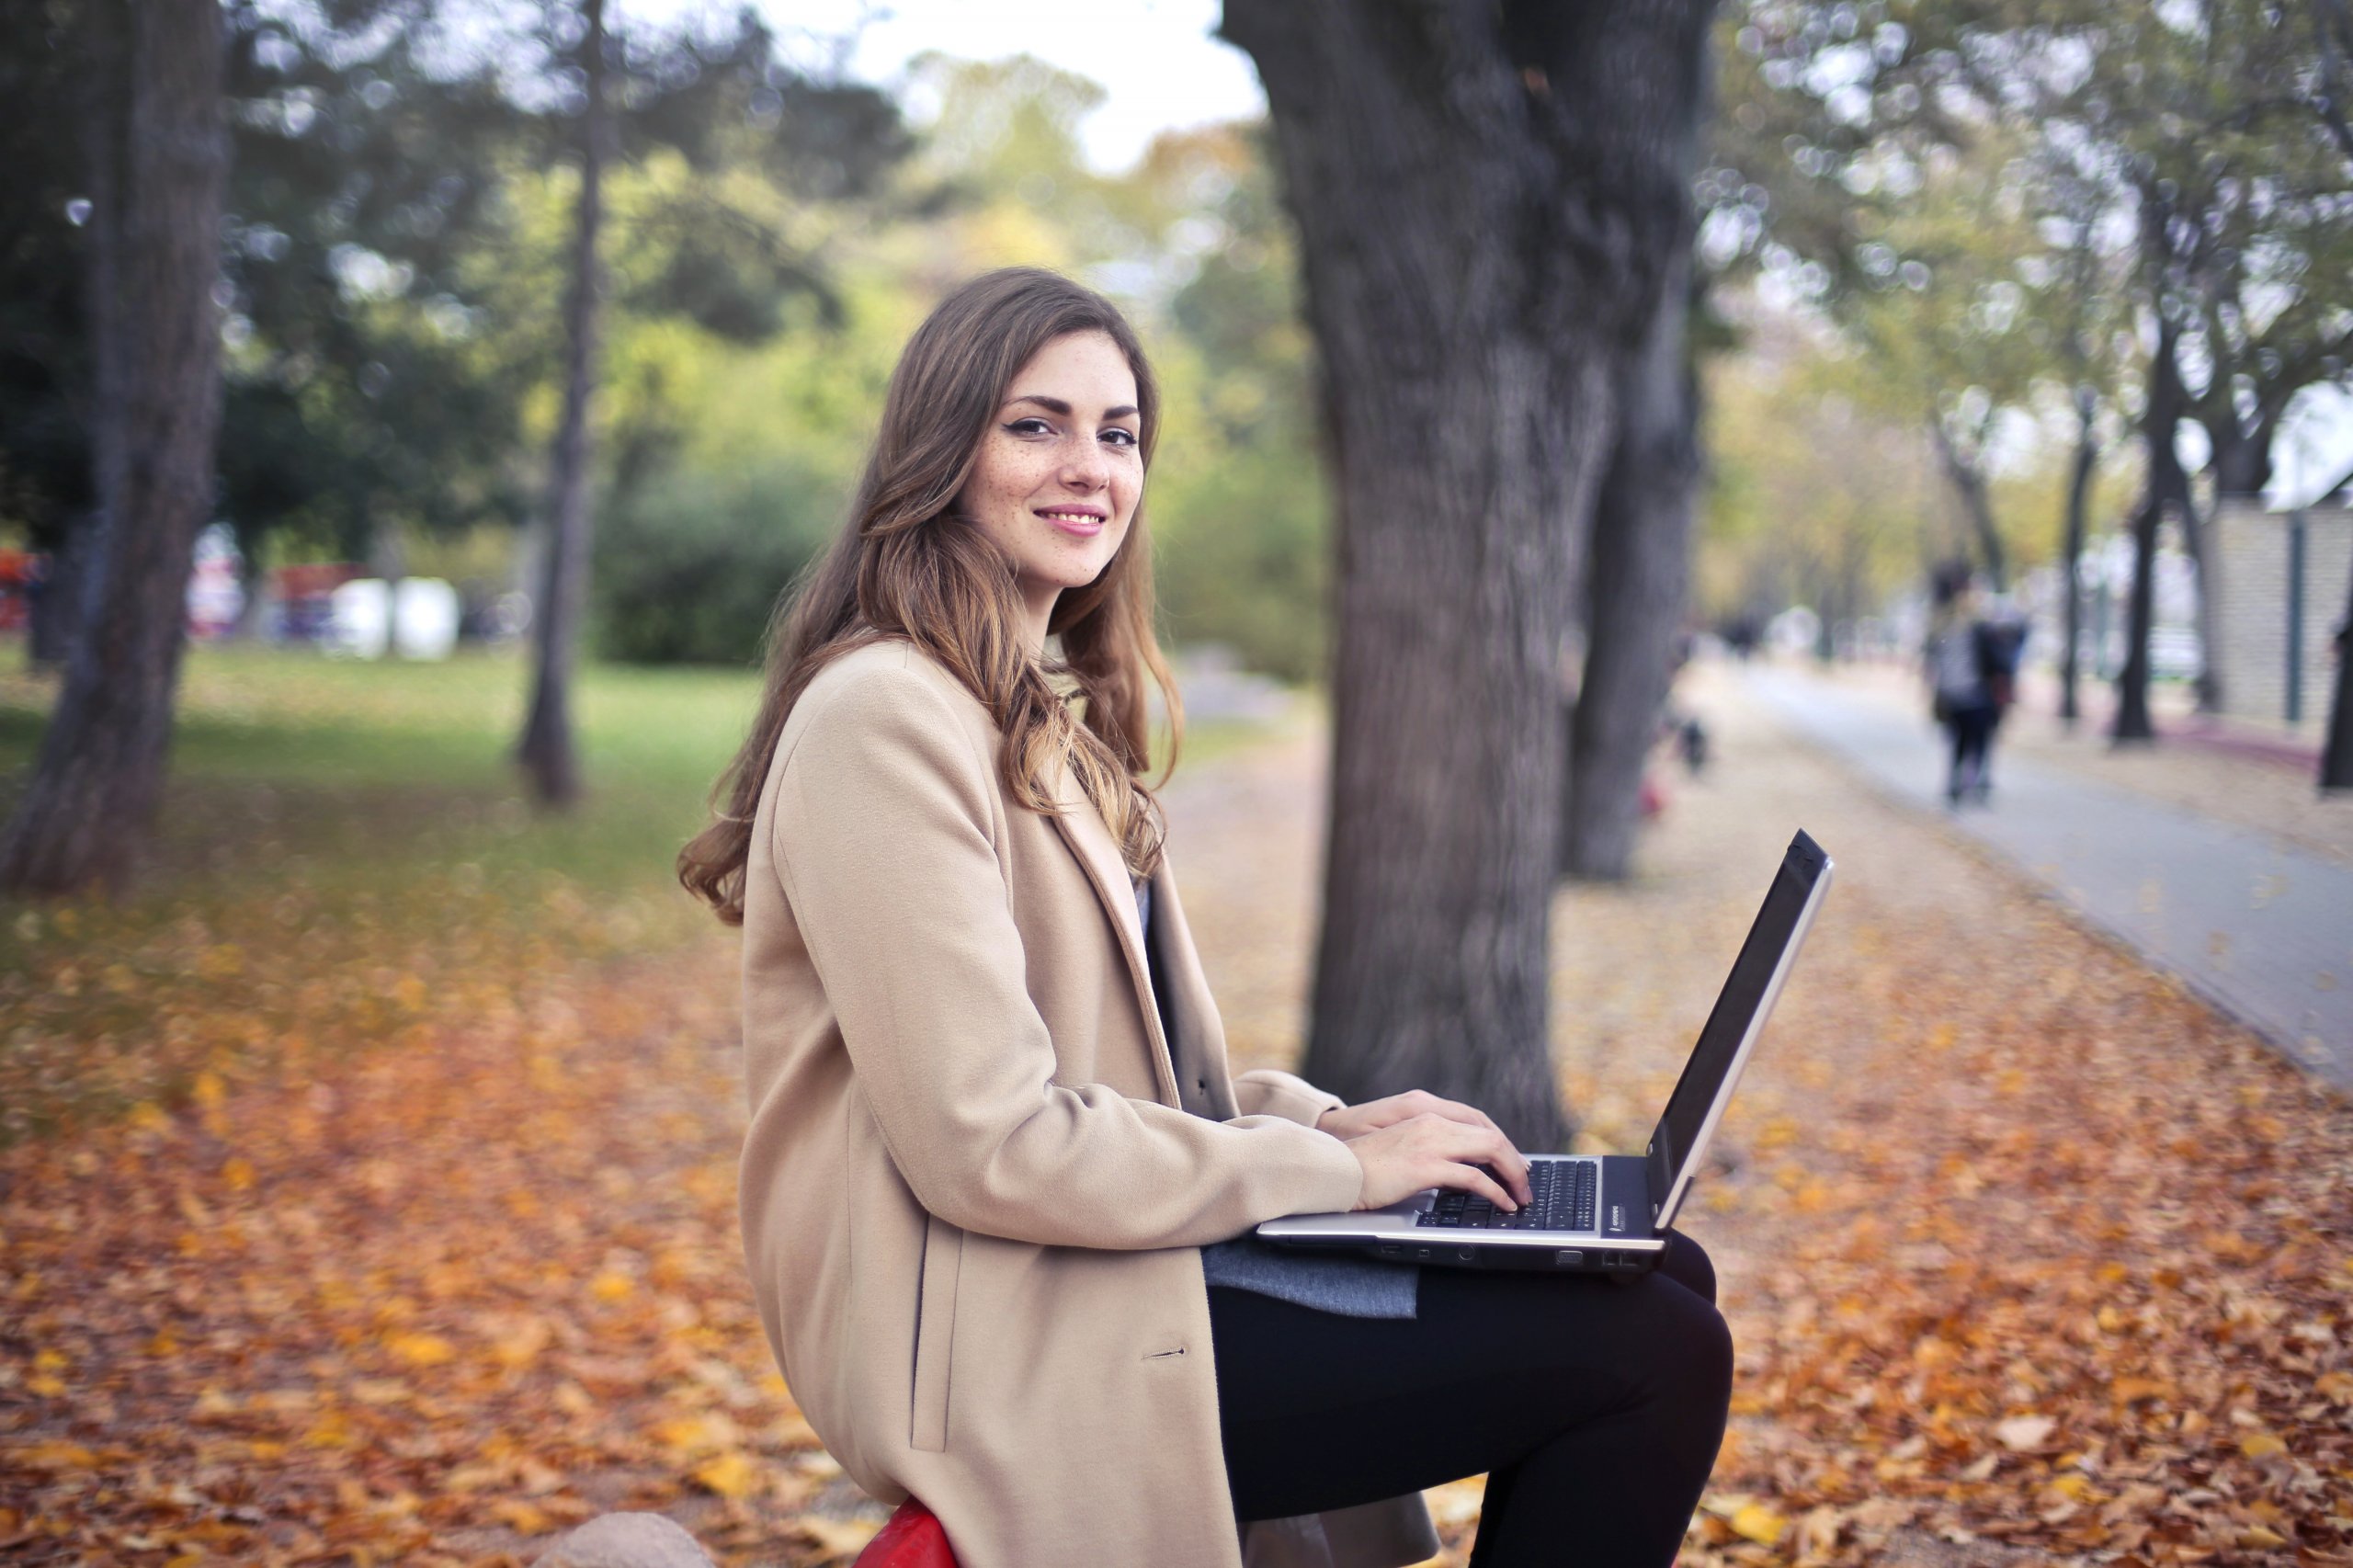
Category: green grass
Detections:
[
  {"x1": 0, "y1": 643, "x2": 1302, "y2": 1144},
  {"x1": 0, "y1": 646, "x2": 763, "y2": 1144},
  {"x1": 0, "y1": 644, "x2": 763, "y2": 894}
]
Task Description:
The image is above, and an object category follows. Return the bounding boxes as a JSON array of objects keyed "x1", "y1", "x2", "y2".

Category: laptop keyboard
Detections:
[{"x1": 1416, "y1": 1159, "x2": 1597, "y2": 1233}]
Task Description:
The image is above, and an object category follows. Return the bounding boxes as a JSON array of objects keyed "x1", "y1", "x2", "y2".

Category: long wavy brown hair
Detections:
[{"x1": 677, "y1": 267, "x2": 1180, "y2": 925}]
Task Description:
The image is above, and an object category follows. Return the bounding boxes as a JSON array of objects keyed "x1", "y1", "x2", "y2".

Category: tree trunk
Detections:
[
  {"x1": 229, "y1": 520, "x2": 269, "y2": 640},
  {"x1": 2114, "y1": 314, "x2": 2188, "y2": 745},
  {"x1": 28, "y1": 511, "x2": 96, "y2": 669},
  {"x1": 2059, "y1": 390, "x2": 2097, "y2": 727},
  {"x1": 1563, "y1": 257, "x2": 1700, "y2": 882},
  {"x1": 517, "y1": 0, "x2": 609, "y2": 807},
  {"x1": 0, "y1": 0, "x2": 226, "y2": 897},
  {"x1": 1224, "y1": 0, "x2": 1715, "y2": 1151},
  {"x1": 2322, "y1": 556, "x2": 2353, "y2": 791},
  {"x1": 2175, "y1": 479, "x2": 2221, "y2": 713},
  {"x1": 1929, "y1": 414, "x2": 2007, "y2": 593}
]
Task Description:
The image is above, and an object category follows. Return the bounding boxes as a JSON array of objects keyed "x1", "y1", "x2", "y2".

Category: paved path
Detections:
[{"x1": 1745, "y1": 665, "x2": 2353, "y2": 1093}]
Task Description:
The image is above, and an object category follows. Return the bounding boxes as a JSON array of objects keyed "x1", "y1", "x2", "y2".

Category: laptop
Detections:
[{"x1": 1256, "y1": 829, "x2": 1832, "y2": 1278}]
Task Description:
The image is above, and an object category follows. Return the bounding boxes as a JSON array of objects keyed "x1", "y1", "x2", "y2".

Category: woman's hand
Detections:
[
  {"x1": 1326, "y1": 1102, "x2": 1534, "y2": 1213},
  {"x1": 1317, "y1": 1088, "x2": 1502, "y2": 1145}
]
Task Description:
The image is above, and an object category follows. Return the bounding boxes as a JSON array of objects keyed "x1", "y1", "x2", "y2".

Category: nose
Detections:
[{"x1": 1059, "y1": 432, "x2": 1109, "y2": 491}]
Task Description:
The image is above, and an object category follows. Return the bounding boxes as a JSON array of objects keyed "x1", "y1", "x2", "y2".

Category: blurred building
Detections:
[{"x1": 2208, "y1": 485, "x2": 2353, "y2": 732}]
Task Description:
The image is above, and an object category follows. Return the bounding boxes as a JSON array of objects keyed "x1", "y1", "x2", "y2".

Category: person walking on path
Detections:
[
  {"x1": 677, "y1": 268, "x2": 1732, "y2": 1568},
  {"x1": 1925, "y1": 561, "x2": 2018, "y2": 807}
]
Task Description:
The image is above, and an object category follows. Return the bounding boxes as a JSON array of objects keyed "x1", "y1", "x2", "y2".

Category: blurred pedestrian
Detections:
[{"x1": 1925, "y1": 561, "x2": 2018, "y2": 806}]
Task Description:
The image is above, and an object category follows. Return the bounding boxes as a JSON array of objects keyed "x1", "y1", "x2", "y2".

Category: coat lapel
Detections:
[
  {"x1": 1048, "y1": 761, "x2": 1181, "y2": 1106},
  {"x1": 1142, "y1": 853, "x2": 1241, "y2": 1120}
]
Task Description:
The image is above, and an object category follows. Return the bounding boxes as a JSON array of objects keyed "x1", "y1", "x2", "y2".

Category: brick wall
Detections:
[{"x1": 2210, "y1": 499, "x2": 2353, "y2": 727}]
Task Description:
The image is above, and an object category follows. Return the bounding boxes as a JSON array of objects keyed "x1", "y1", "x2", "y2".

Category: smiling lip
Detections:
[{"x1": 1036, "y1": 506, "x2": 1107, "y2": 537}]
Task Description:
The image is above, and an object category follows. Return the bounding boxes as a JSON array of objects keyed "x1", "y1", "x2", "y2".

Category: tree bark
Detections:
[
  {"x1": 0, "y1": 0, "x2": 226, "y2": 896},
  {"x1": 517, "y1": 0, "x2": 610, "y2": 807},
  {"x1": 1564, "y1": 256, "x2": 1700, "y2": 882},
  {"x1": 2058, "y1": 389, "x2": 2097, "y2": 727},
  {"x1": 2175, "y1": 474, "x2": 2221, "y2": 713},
  {"x1": 1929, "y1": 414, "x2": 2007, "y2": 593},
  {"x1": 2114, "y1": 312, "x2": 2189, "y2": 745},
  {"x1": 28, "y1": 512, "x2": 95, "y2": 669},
  {"x1": 1224, "y1": 0, "x2": 1715, "y2": 1150}
]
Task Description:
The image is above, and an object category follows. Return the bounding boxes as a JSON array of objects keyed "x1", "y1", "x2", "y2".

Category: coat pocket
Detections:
[{"x1": 910, "y1": 1211, "x2": 962, "y2": 1452}]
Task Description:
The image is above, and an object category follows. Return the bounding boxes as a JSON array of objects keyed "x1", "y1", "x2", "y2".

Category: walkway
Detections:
[{"x1": 1745, "y1": 663, "x2": 2353, "y2": 1094}]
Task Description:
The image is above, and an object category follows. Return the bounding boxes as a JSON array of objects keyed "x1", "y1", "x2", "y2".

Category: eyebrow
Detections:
[{"x1": 1008, "y1": 394, "x2": 1141, "y2": 421}]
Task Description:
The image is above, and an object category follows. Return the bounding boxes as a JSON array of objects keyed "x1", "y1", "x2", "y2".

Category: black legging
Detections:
[
  {"x1": 1944, "y1": 701, "x2": 1999, "y2": 800},
  {"x1": 1211, "y1": 1233, "x2": 1731, "y2": 1567}
]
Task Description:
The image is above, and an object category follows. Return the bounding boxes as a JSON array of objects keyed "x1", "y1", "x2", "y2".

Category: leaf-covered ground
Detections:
[
  {"x1": 2, "y1": 656, "x2": 2348, "y2": 1565},
  {"x1": 1543, "y1": 669, "x2": 2352, "y2": 1566}
]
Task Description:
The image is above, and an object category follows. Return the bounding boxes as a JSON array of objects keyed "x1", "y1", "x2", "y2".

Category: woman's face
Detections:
[{"x1": 958, "y1": 330, "x2": 1143, "y2": 642}]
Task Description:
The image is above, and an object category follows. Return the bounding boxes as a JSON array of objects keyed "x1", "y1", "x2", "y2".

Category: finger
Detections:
[
  {"x1": 1497, "y1": 1152, "x2": 1533, "y2": 1207},
  {"x1": 1441, "y1": 1160, "x2": 1519, "y2": 1212},
  {"x1": 1420, "y1": 1096, "x2": 1500, "y2": 1133},
  {"x1": 1441, "y1": 1123, "x2": 1530, "y2": 1205}
]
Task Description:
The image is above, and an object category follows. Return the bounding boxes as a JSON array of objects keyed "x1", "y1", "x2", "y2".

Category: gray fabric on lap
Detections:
[{"x1": 1201, "y1": 1233, "x2": 1420, "y2": 1319}]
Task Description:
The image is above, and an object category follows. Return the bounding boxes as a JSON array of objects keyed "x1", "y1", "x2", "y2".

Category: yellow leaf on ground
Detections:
[
  {"x1": 14, "y1": 1441, "x2": 98, "y2": 1470},
  {"x1": 1730, "y1": 1502, "x2": 1786, "y2": 1545},
  {"x1": 589, "y1": 1271, "x2": 633, "y2": 1302},
  {"x1": 797, "y1": 1517, "x2": 881, "y2": 1562},
  {"x1": 490, "y1": 1498, "x2": 552, "y2": 1535},
  {"x1": 690, "y1": 1450, "x2": 759, "y2": 1500},
  {"x1": 386, "y1": 1332, "x2": 454, "y2": 1368},
  {"x1": 2238, "y1": 1430, "x2": 2287, "y2": 1459},
  {"x1": 653, "y1": 1412, "x2": 740, "y2": 1456}
]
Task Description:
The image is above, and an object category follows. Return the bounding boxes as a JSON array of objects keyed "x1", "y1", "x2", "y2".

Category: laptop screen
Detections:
[{"x1": 1644, "y1": 831, "x2": 1829, "y2": 1223}]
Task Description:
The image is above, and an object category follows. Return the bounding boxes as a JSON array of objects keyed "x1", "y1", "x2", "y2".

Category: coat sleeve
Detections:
[
  {"x1": 1232, "y1": 1069, "x2": 1346, "y2": 1128},
  {"x1": 769, "y1": 661, "x2": 1365, "y2": 1247}
]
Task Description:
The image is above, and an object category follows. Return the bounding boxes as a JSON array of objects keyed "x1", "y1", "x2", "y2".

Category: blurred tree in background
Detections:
[
  {"x1": 0, "y1": 0, "x2": 227, "y2": 896},
  {"x1": 0, "y1": 2, "x2": 106, "y2": 666},
  {"x1": 1702, "y1": 0, "x2": 2351, "y2": 741},
  {"x1": 218, "y1": 0, "x2": 539, "y2": 617},
  {"x1": 1227, "y1": 0, "x2": 1718, "y2": 1149},
  {"x1": 25, "y1": 0, "x2": 2341, "y2": 892},
  {"x1": 580, "y1": 52, "x2": 1332, "y2": 682}
]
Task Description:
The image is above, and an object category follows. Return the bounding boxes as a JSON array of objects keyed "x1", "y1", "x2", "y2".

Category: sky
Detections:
[{"x1": 614, "y1": 0, "x2": 1269, "y2": 174}]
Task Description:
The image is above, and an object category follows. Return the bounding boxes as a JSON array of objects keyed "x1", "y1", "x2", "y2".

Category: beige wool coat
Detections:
[{"x1": 737, "y1": 641, "x2": 1439, "y2": 1568}]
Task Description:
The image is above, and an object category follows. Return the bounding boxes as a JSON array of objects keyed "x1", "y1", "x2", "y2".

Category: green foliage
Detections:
[
  {"x1": 1144, "y1": 129, "x2": 1328, "y2": 681},
  {"x1": 586, "y1": 63, "x2": 1330, "y2": 681},
  {"x1": 1702, "y1": 0, "x2": 2351, "y2": 623},
  {"x1": 0, "y1": 4, "x2": 96, "y2": 550},
  {"x1": 1701, "y1": 334, "x2": 1938, "y2": 623},
  {"x1": 593, "y1": 457, "x2": 840, "y2": 667},
  {"x1": 3, "y1": 14, "x2": 1331, "y2": 682}
]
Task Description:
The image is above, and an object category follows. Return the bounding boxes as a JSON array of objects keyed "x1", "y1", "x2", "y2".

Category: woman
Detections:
[
  {"x1": 680, "y1": 268, "x2": 1731, "y2": 1568},
  {"x1": 1925, "y1": 561, "x2": 2006, "y2": 807}
]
